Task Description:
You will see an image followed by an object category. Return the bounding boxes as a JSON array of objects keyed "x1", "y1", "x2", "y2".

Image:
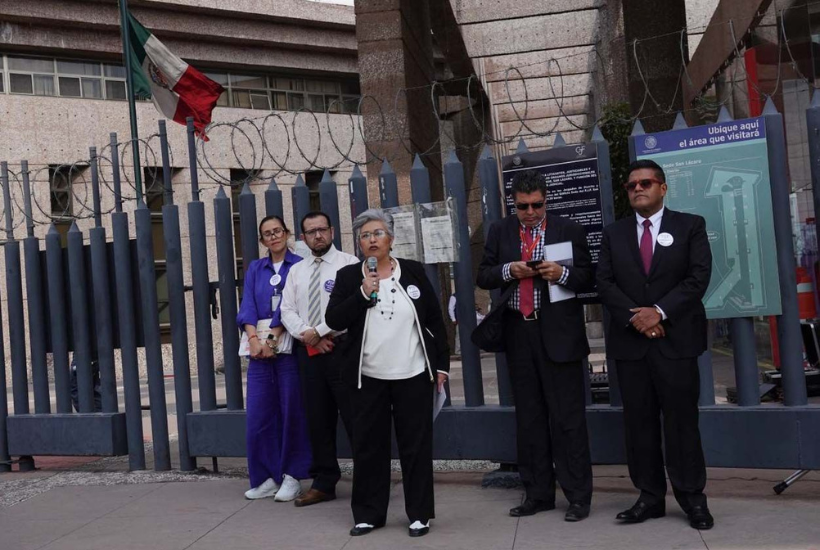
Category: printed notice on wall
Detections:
[
  {"x1": 386, "y1": 207, "x2": 421, "y2": 261},
  {"x1": 421, "y1": 215, "x2": 456, "y2": 264}
]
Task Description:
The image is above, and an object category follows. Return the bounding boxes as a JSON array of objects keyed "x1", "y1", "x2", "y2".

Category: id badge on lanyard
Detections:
[{"x1": 271, "y1": 291, "x2": 281, "y2": 312}]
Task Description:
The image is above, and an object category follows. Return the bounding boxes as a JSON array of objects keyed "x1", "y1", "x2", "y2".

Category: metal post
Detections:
[
  {"x1": 186, "y1": 118, "x2": 201, "y2": 202},
  {"x1": 159, "y1": 120, "x2": 173, "y2": 206},
  {"x1": 0, "y1": 295, "x2": 8, "y2": 470},
  {"x1": 135, "y1": 202, "x2": 172, "y2": 469},
  {"x1": 66, "y1": 222, "x2": 94, "y2": 413},
  {"x1": 163, "y1": 200, "x2": 196, "y2": 471},
  {"x1": 111, "y1": 211, "x2": 146, "y2": 470},
  {"x1": 239, "y1": 183, "x2": 259, "y2": 275},
  {"x1": 265, "y1": 177, "x2": 284, "y2": 219},
  {"x1": 349, "y1": 165, "x2": 369, "y2": 222},
  {"x1": 477, "y1": 146, "x2": 514, "y2": 406},
  {"x1": 444, "y1": 150, "x2": 484, "y2": 406},
  {"x1": 90, "y1": 148, "x2": 102, "y2": 228},
  {"x1": 627, "y1": 119, "x2": 645, "y2": 163},
  {"x1": 215, "y1": 187, "x2": 243, "y2": 409},
  {"x1": 731, "y1": 317, "x2": 760, "y2": 406},
  {"x1": 319, "y1": 169, "x2": 342, "y2": 250},
  {"x1": 45, "y1": 226, "x2": 72, "y2": 413},
  {"x1": 291, "y1": 174, "x2": 310, "y2": 240},
  {"x1": 764, "y1": 98, "x2": 808, "y2": 406},
  {"x1": 808, "y1": 93, "x2": 820, "y2": 240},
  {"x1": 378, "y1": 159, "x2": 399, "y2": 208},
  {"x1": 20, "y1": 162, "x2": 49, "y2": 414},
  {"x1": 117, "y1": 0, "x2": 144, "y2": 198},
  {"x1": 409, "y1": 154, "x2": 444, "y2": 295},
  {"x1": 110, "y1": 132, "x2": 123, "y2": 212},
  {"x1": 698, "y1": 328, "x2": 717, "y2": 406}
]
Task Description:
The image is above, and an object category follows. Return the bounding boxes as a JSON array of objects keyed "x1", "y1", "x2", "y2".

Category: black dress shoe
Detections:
[
  {"x1": 509, "y1": 499, "x2": 556, "y2": 517},
  {"x1": 687, "y1": 506, "x2": 714, "y2": 530},
  {"x1": 564, "y1": 503, "x2": 590, "y2": 522},
  {"x1": 408, "y1": 523, "x2": 430, "y2": 537},
  {"x1": 349, "y1": 522, "x2": 385, "y2": 536},
  {"x1": 615, "y1": 501, "x2": 666, "y2": 523}
]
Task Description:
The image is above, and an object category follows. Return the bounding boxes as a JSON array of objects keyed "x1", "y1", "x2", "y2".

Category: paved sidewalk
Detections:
[{"x1": 2, "y1": 464, "x2": 820, "y2": 550}]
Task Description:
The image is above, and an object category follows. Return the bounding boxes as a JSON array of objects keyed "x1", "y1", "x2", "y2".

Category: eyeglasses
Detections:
[
  {"x1": 623, "y1": 178, "x2": 664, "y2": 192},
  {"x1": 359, "y1": 229, "x2": 388, "y2": 241},
  {"x1": 304, "y1": 226, "x2": 331, "y2": 237},
  {"x1": 515, "y1": 201, "x2": 545, "y2": 211},
  {"x1": 261, "y1": 227, "x2": 286, "y2": 240}
]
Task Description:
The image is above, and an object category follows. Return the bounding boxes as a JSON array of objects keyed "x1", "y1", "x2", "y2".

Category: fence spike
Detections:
[
  {"x1": 412, "y1": 153, "x2": 426, "y2": 169},
  {"x1": 295, "y1": 173, "x2": 306, "y2": 187},
  {"x1": 480, "y1": 143, "x2": 494, "y2": 159},
  {"x1": 762, "y1": 96, "x2": 779, "y2": 115},
  {"x1": 631, "y1": 119, "x2": 645, "y2": 136},
  {"x1": 267, "y1": 176, "x2": 279, "y2": 191},
  {"x1": 591, "y1": 125, "x2": 605, "y2": 142},
  {"x1": 380, "y1": 158, "x2": 393, "y2": 175},
  {"x1": 445, "y1": 149, "x2": 460, "y2": 164},
  {"x1": 673, "y1": 112, "x2": 688, "y2": 129},
  {"x1": 552, "y1": 132, "x2": 567, "y2": 148},
  {"x1": 717, "y1": 106, "x2": 733, "y2": 122},
  {"x1": 216, "y1": 185, "x2": 228, "y2": 198},
  {"x1": 515, "y1": 138, "x2": 528, "y2": 153},
  {"x1": 321, "y1": 168, "x2": 333, "y2": 183},
  {"x1": 240, "y1": 181, "x2": 252, "y2": 195}
]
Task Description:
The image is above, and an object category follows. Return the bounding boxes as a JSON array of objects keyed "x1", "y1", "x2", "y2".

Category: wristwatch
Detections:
[{"x1": 265, "y1": 333, "x2": 279, "y2": 353}]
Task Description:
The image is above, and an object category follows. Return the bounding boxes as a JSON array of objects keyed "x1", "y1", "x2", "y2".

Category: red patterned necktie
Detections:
[
  {"x1": 520, "y1": 226, "x2": 535, "y2": 316},
  {"x1": 640, "y1": 219, "x2": 653, "y2": 274}
]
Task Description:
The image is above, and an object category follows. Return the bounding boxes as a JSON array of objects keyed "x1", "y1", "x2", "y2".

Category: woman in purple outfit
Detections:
[{"x1": 237, "y1": 215, "x2": 312, "y2": 501}]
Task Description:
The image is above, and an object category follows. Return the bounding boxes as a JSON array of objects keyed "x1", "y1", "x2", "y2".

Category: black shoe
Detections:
[
  {"x1": 564, "y1": 503, "x2": 590, "y2": 522},
  {"x1": 509, "y1": 499, "x2": 556, "y2": 517},
  {"x1": 615, "y1": 501, "x2": 666, "y2": 523},
  {"x1": 408, "y1": 521, "x2": 430, "y2": 537},
  {"x1": 687, "y1": 506, "x2": 714, "y2": 530},
  {"x1": 349, "y1": 522, "x2": 385, "y2": 536}
]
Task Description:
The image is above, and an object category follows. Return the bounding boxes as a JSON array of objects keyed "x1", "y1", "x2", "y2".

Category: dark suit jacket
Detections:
[
  {"x1": 325, "y1": 258, "x2": 450, "y2": 388},
  {"x1": 596, "y1": 208, "x2": 712, "y2": 361},
  {"x1": 476, "y1": 213, "x2": 593, "y2": 363}
]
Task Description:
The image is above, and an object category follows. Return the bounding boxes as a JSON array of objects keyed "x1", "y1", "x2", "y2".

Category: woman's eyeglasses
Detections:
[
  {"x1": 261, "y1": 227, "x2": 286, "y2": 240},
  {"x1": 623, "y1": 178, "x2": 664, "y2": 192},
  {"x1": 359, "y1": 229, "x2": 388, "y2": 241}
]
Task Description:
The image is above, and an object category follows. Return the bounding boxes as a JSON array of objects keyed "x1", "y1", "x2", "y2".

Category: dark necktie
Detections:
[{"x1": 640, "y1": 219, "x2": 653, "y2": 275}]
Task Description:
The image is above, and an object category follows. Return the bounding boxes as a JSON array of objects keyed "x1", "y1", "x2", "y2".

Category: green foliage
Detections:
[{"x1": 599, "y1": 102, "x2": 633, "y2": 219}]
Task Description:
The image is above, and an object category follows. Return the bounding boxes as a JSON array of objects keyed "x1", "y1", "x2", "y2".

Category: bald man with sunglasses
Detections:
[
  {"x1": 477, "y1": 169, "x2": 594, "y2": 522},
  {"x1": 597, "y1": 159, "x2": 714, "y2": 530}
]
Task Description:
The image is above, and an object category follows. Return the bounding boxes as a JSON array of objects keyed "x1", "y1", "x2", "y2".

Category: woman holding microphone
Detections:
[
  {"x1": 325, "y1": 208, "x2": 450, "y2": 538},
  {"x1": 237, "y1": 215, "x2": 312, "y2": 502}
]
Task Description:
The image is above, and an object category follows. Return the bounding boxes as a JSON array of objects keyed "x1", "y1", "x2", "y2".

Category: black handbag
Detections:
[{"x1": 471, "y1": 283, "x2": 517, "y2": 352}]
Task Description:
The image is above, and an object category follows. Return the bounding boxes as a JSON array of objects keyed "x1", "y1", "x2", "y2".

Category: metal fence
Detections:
[{"x1": 2, "y1": 94, "x2": 820, "y2": 474}]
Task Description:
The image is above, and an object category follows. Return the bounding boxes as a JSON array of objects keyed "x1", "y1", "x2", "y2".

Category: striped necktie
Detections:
[{"x1": 308, "y1": 257, "x2": 323, "y2": 326}]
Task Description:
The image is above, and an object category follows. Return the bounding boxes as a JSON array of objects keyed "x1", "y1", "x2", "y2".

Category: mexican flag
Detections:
[{"x1": 126, "y1": 12, "x2": 223, "y2": 139}]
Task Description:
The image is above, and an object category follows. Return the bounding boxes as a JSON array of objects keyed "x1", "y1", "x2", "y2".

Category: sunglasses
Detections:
[
  {"x1": 515, "y1": 201, "x2": 545, "y2": 211},
  {"x1": 623, "y1": 178, "x2": 664, "y2": 192}
]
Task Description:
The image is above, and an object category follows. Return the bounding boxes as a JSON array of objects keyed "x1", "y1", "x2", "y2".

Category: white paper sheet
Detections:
[
  {"x1": 421, "y1": 215, "x2": 456, "y2": 263},
  {"x1": 239, "y1": 318, "x2": 294, "y2": 356},
  {"x1": 434, "y1": 386, "x2": 447, "y2": 421},
  {"x1": 543, "y1": 241, "x2": 575, "y2": 303}
]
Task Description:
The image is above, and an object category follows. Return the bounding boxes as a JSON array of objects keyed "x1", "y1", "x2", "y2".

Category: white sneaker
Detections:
[
  {"x1": 244, "y1": 478, "x2": 279, "y2": 500},
  {"x1": 274, "y1": 474, "x2": 303, "y2": 502}
]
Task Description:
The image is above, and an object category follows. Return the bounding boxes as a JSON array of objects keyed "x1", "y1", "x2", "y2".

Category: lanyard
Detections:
[{"x1": 519, "y1": 218, "x2": 546, "y2": 260}]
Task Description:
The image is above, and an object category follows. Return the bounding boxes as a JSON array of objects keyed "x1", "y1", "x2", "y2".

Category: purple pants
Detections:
[{"x1": 246, "y1": 353, "x2": 312, "y2": 488}]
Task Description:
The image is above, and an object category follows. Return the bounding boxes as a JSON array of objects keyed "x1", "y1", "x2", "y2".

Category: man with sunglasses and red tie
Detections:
[
  {"x1": 478, "y1": 169, "x2": 594, "y2": 523},
  {"x1": 597, "y1": 159, "x2": 714, "y2": 530}
]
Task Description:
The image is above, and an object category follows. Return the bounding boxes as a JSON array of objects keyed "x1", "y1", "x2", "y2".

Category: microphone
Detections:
[{"x1": 366, "y1": 256, "x2": 378, "y2": 306}]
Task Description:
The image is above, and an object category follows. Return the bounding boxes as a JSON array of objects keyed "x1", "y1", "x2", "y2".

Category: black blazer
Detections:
[
  {"x1": 476, "y1": 213, "x2": 593, "y2": 363},
  {"x1": 325, "y1": 258, "x2": 450, "y2": 388},
  {"x1": 596, "y1": 208, "x2": 712, "y2": 361}
]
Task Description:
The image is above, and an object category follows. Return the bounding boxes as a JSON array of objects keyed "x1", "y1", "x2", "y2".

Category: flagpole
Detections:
[{"x1": 118, "y1": 0, "x2": 144, "y2": 201}]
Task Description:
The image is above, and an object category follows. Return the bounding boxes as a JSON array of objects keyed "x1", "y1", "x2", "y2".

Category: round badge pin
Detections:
[
  {"x1": 657, "y1": 232, "x2": 674, "y2": 247},
  {"x1": 407, "y1": 285, "x2": 421, "y2": 299},
  {"x1": 270, "y1": 274, "x2": 282, "y2": 286},
  {"x1": 324, "y1": 280, "x2": 335, "y2": 293}
]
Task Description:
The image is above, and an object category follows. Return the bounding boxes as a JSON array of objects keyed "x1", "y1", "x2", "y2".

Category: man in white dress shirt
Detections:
[{"x1": 281, "y1": 211, "x2": 359, "y2": 507}]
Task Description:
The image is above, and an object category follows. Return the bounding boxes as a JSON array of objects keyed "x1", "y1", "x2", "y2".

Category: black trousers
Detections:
[
  {"x1": 351, "y1": 372, "x2": 435, "y2": 525},
  {"x1": 503, "y1": 312, "x2": 593, "y2": 505},
  {"x1": 296, "y1": 345, "x2": 354, "y2": 494},
  {"x1": 616, "y1": 344, "x2": 707, "y2": 511}
]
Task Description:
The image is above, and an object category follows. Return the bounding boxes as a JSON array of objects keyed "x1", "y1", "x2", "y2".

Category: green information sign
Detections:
[{"x1": 636, "y1": 117, "x2": 781, "y2": 319}]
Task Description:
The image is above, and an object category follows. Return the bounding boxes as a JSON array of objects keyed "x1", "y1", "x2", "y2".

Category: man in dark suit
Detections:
[
  {"x1": 477, "y1": 170, "x2": 593, "y2": 522},
  {"x1": 596, "y1": 159, "x2": 714, "y2": 530}
]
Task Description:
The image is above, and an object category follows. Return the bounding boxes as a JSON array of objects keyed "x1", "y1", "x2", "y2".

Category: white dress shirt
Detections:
[
  {"x1": 281, "y1": 245, "x2": 359, "y2": 339},
  {"x1": 634, "y1": 206, "x2": 667, "y2": 320}
]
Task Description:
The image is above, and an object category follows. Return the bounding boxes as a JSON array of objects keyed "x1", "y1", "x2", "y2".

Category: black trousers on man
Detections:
[
  {"x1": 503, "y1": 311, "x2": 593, "y2": 505},
  {"x1": 351, "y1": 372, "x2": 435, "y2": 526},
  {"x1": 296, "y1": 344, "x2": 353, "y2": 495},
  {"x1": 616, "y1": 344, "x2": 707, "y2": 511}
]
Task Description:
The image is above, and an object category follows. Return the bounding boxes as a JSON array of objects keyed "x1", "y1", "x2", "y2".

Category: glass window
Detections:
[
  {"x1": 288, "y1": 93, "x2": 305, "y2": 110},
  {"x1": 272, "y1": 77, "x2": 303, "y2": 91},
  {"x1": 250, "y1": 91, "x2": 271, "y2": 110},
  {"x1": 57, "y1": 60, "x2": 101, "y2": 76},
  {"x1": 306, "y1": 80, "x2": 338, "y2": 94},
  {"x1": 104, "y1": 64, "x2": 126, "y2": 78},
  {"x1": 272, "y1": 91, "x2": 287, "y2": 110},
  {"x1": 230, "y1": 74, "x2": 266, "y2": 89},
  {"x1": 59, "y1": 77, "x2": 81, "y2": 97},
  {"x1": 8, "y1": 56, "x2": 54, "y2": 73},
  {"x1": 105, "y1": 80, "x2": 127, "y2": 101},
  {"x1": 10, "y1": 73, "x2": 33, "y2": 94},
  {"x1": 325, "y1": 95, "x2": 341, "y2": 113},
  {"x1": 232, "y1": 89, "x2": 251, "y2": 109},
  {"x1": 216, "y1": 91, "x2": 229, "y2": 106},
  {"x1": 33, "y1": 74, "x2": 55, "y2": 96},
  {"x1": 49, "y1": 166, "x2": 73, "y2": 218},
  {"x1": 205, "y1": 72, "x2": 229, "y2": 86},
  {"x1": 307, "y1": 94, "x2": 325, "y2": 112},
  {"x1": 81, "y1": 78, "x2": 102, "y2": 99},
  {"x1": 340, "y1": 80, "x2": 360, "y2": 95}
]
